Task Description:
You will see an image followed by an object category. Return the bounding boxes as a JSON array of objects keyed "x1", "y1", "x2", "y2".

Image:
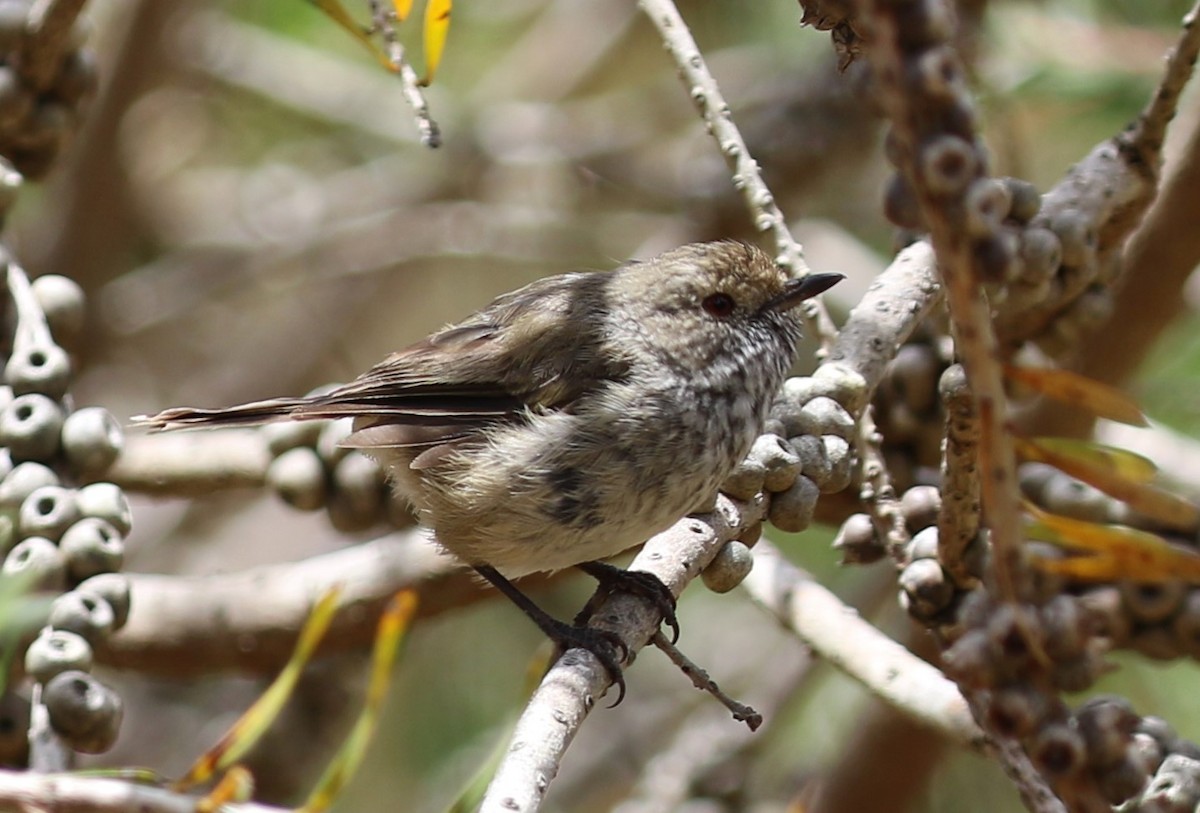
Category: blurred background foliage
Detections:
[{"x1": 11, "y1": 0, "x2": 1200, "y2": 810}]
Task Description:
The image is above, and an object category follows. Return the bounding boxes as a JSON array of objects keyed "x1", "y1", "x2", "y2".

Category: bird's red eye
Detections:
[{"x1": 702, "y1": 293, "x2": 736, "y2": 318}]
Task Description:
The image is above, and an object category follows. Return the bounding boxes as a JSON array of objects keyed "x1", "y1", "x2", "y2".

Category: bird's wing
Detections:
[{"x1": 138, "y1": 270, "x2": 628, "y2": 457}]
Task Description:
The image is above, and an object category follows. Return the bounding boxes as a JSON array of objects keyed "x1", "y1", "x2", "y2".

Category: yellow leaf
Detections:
[
  {"x1": 297, "y1": 591, "x2": 418, "y2": 813},
  {"x1": 1004, "y1": 364, "x2": 1148, "y2": 427},
  {"x1": 1016, "y1": 436, "x2": 1200, "y2": 531},
  {"x1": 1024, "y1": 501, "x2": 1200, "y2": 583},
  {"x1": 421, "y1": 0, "x2": 452, "y2": 85},
  {"x1": 393, "y1": 0, "x2": 414, "y2": 21},
  {"x1": 173, "y1": 586, "x2": 344, "y2": 791},
  {"x1": 1020, "y1": 437, "x2": 1157, "y2": 483}
]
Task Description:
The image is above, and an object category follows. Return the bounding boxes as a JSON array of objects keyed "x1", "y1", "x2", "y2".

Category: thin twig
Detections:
[
  {"x1": 741, "y1": 540, "x2": 987, "y2": 750},
  {"x1": 856, "y1": 405, "x2": 910, "y2": 562},
  {"x1": 367, "y1": 0, "x2": 442, "y2": 148},
  {"x1": 636, "y1": 0, "x2": 839, "y2": 351},
  {"x1": 650, "y1": 631, "x2": 762, "y2": 731}
]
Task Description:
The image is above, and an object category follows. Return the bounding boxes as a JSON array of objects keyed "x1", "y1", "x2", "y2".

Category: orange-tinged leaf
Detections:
[
  {"x1": 1015, "y1": 436, "x2": 1200, "y2": 531},
  {"x1": 296, "y1": 591, "x2": 417, "y2": 813},
  {"x1": 393, "y1": 0, "x2": 414, "y2": 21},
  {"x1": 421, "y1": 0, "x2": 452, "y2": 85},
  {"x1": 173, "y1": 586, "x2": 344, "y2": 791},
  {"x1": 1004, "y1": 364, "x2": 1148, "y2": 427},
  {"x1": 1024, "y1": 501, "x2": 1200, "y2": 583}
]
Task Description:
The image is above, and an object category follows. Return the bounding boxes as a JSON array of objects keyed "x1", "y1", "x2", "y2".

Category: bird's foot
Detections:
[
  {"x1": 473, "y1": 565, "x2": 630, "y2": 704},
  {"x1": 575, "y1": 561, "x2": 680, "y2": 644}
]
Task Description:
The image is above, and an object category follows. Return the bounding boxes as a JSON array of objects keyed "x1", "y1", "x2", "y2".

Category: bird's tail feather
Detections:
[{"x1": 133, "y1": 397, "x2": 320, "y2": 430}]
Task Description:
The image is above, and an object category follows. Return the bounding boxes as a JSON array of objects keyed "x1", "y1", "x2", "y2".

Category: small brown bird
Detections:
[{"x1": 140, "y1": 241, "x2": 841, "y2": 696}]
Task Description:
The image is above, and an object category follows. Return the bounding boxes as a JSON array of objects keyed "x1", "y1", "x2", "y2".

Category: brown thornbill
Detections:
[{"x1": 138, "y1": 241, "x2": 842, "y2": 699}]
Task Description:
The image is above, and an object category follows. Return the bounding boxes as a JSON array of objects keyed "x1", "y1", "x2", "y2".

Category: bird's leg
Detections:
[
  {"x1": 472, "y1": 564, "x2": 630, "y2": 704},
  {"x1": 573, "y1": 561, "x2": 679, "y2": 644}
]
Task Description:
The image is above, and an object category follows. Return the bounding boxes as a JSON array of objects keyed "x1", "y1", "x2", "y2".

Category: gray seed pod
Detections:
[
  {"x1": 1017, "y1": 461, "x2": 1060, "y2": 502},
  {"x1": 267, "y1": 447, "x2": 327, "y2": 511},
  {"x1": 1041, "y1": 473, "x2": 1112, "y2": 522},
  {"x1": 812, "y1": 365, "x2": 870, "y2": 415},
  {"x1": 1018, "y1": 227, "x2": 1063, "y2": 283},
  {"x1": 749, "y1": 434, "x2": 801, "y2": 493},
  {"x1": 1138, "y1": 717, "x2": 1179, "y2": 751},
  {"x1": 262, "y1": 419, "x2": 325, "y2": 457},
  {"x1": 738, "y1": 522, "x2": 762, "y2": 548},
  {"x1": 48, "y1": 589, "x2": 115, "y2": 645},
  {"x1": 833, "y1": 513, "x2": 885, "y2": 565},
  {"x1": 31, "y1": 274, "x2": 85, "y2": 343},
  {"x1": 821, "y1": 436, "x2": 853, "y2": 493},
  {"x1": 898, "y1": 557, "x2": 954, "y2": 619},
  {"x1": 721, "y1": 455, "x2": 766, "y2": 501},
  {"x1": 964, "y1": 178, "x2": 1011, "y2": 238},
  {"x1": 5, "y1": 342, "x2": 71, "y2": 399},
  {"x1": 942, "y1": 629, "x2": 997, "y2": 689},
  {"x1": 1040, "y1": 594, "x2": 1089, "y2": 660},
  {"x1": 1128, "y1": 732, "x2": 1165, "y2": 778},
  {"x1": 18, "y1": 485, "x2": 79, "y2": 541},
  {"x1": 1095, "y1": 753, "x2": 1149, "y2": 806},
  {"x1": 1079, "y1": 695, "x2": 1140, "y2": 768},
  {"x1": 791, "y1": 434, "x2": 829, "y2": 487},
  {"x1": 316, "y1": 417, "x2": 355, "y2": 466},
  {"x1": 25, "y1": 629, "x2": 93, "y2": 684},
  {"x1": 76, "y1": 572, "x2": 130, "y2": 631},
  {"x1": 331, "y1": 452, "x2": 386, "y2": 517},
  {"x1": 900, "y1": 485, "x2": 941, "y2": 533},
  {"x1": 974, "y1": 232, "x2": 1020, "y2": 284},
  {"x1": 1053, "y1": 652, "x2": 1103, "y2": 694},
  {"x1": 986, "y1": 684, "x2": 1051, "y2": 739},
  {"x1": 1141, "y1": 753, "x2": 1200, "y2": 811},
  {"x1": 907, "y1": 525, "x2": 939, "y2": 561},
  {"x1": 75, "y1": 482, "x2": 132, "y2": 535},
  {"x1": 886, "y1": 344, "x2": 941, "y2": 415},
  {"x1": 1031, "y1": 721, "x2": 1088, "y2": 778},
  {"x1": 0, "y1": 393, "x2": 64, "y2": 462},
  {"x1": 0, "y1": 460, "x2": 58, "y2": 511},
  {"x1": 701, "y1": 540, "x2": 754, "y2": 593},
  {"x1": 60, "y1": 517, "x2": 123, "y2": 582},
  {"x1": 327, "y1": 490, "x2": 382, "y2": 533},
  {"x1": 1121, "y1": 580, "x2": 1186, "y2": 626},
  {"x1": 3, "y1": 536, "x2": 64, "y2": 590},
  {"x1": 1050, "y1": 209, "x2": 1098, "y2": 269},
  {"x1": 910, "y1": 46, "x2": 961, "y2": 99},
  {"x1": 985, "y1": 603, "x2": 1045, "y2": 674},
  {"x1": 1077, "y1": 585, "x2": 1132, "y2": 646},
  {"x1": 1002, "y1": 177, "x2": 1042, "y2": 223},
  {"x1": 60, "y1": 407, "x2": 123, "y2": 475},
  {"x1": 43, "y1": 670, "x2": 123, "y2": 754},
  {"x1": 767, "y1": 475, "x2": 819, "y2": 533},
  {"x1": 918, "y1": 135, "x2": 978, "y2": 196},
  {"x1": 883, "y1": 172, "x2": 924, "y2": 231},
  {"x1": 792, "y1": 396, "x2": 855, "y2": 442}
]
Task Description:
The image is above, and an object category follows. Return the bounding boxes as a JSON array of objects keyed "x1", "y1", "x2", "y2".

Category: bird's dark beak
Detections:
[{"x1": 765, "y1": 272, "x2": 845, "y2": 312}]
